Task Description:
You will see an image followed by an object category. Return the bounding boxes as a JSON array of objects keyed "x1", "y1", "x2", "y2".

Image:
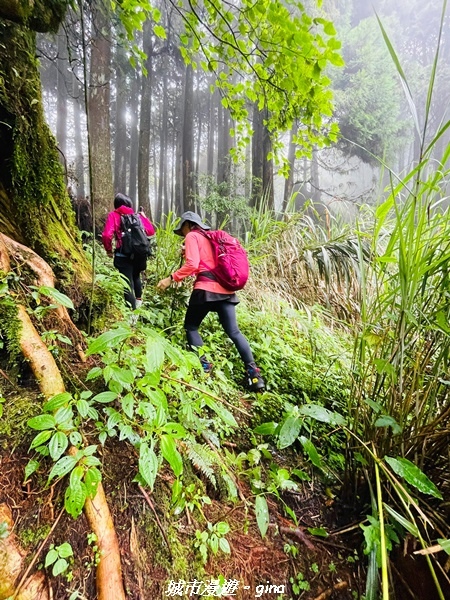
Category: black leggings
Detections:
[
  {"x1": 184, "y1": 300, "x2": 254, "y2": 365},
  {"x1": 114, "y1": 255, "x2": 146, "y2": 309}
]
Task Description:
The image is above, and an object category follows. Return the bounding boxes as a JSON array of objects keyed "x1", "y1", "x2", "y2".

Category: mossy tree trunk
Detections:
[{"x1": 0, "y1": 1, "x2": 90, "y2": 282}]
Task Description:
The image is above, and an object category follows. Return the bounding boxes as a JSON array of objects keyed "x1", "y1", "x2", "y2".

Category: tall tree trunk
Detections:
[
  {"x1": 137, "y1": 19, "x2": 153, "y2": 218},
  {"x1": 0, "y1": 16, "x2": 89, "y2": 274},
  {"x1": 251, "y1": 104, "x2": 273, "y2": 210},
  {"x1": 182, "y1": 63, "x2": 195, "y2": 211},
  {"x1": 88, "y1": 0, "x2": 113, "y2": 227},
  {"x1": 56, "y1": 26, "x2": 68, "y2": 175},
  {"x1": 114, "y1": 40, "x2": 128, "y2": 194},
  {"x1": 157, "y1": 60, "x2": 168, "y2": 221},
  {"x1": 72, "y1": 69, "x2": 86, "y2": 201},
  {"x1": 282, "y1": 119, "x2": 298, "y2": 212},
  {"x1": 128, "y1": 69, "x2": 140, "y2": 204},
  {"x1": 310, "y1": 147, "x2": 320, "y2": 202}
]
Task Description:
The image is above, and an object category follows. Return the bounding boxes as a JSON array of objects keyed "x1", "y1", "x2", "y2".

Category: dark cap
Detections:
[{"x1": 174, "y1": 211, "x2": 211, "y2": 235}]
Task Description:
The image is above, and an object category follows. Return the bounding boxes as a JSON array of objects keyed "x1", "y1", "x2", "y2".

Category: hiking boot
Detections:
[
  {"x1": 200, "y1": 356, "x2": 213, "y2": 374},
  {"x1": 246, "y1": 363, "x2": 265, "y2": 392}
]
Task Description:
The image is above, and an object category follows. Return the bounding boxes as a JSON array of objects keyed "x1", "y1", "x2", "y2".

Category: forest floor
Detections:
[{"x1": 1, "y1": 359, "x2": 448, "y2": 600}]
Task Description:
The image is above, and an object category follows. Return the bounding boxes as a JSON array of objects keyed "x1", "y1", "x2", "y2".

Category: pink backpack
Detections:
[{"x1": 198, "y1": 230, "x2": 249, "y2": 291}]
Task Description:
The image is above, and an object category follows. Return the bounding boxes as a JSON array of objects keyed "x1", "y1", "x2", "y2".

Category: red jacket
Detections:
[
  {"x1": 101, "y1": 206, "x2": 155, "y2": 253},
  {"x1": 172, "y1": 230, "x2": 234, "y2": 294}
]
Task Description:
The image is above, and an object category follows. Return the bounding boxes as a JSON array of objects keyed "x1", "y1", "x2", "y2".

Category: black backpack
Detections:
[{"x1": 120, "y1": 213, "x2": 151, "y2": 258}]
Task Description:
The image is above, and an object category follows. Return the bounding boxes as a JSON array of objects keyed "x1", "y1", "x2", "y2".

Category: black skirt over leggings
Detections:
[{"x1": 184, "y1": 290, "x2": 254, "y2": 365}]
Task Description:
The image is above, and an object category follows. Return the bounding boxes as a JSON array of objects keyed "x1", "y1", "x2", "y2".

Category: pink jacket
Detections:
[
  {"x1": 101, "y1": 206, "x2": 155, "y2": 253},
  {"x1": 172, "y1": 230, "x2": 234, "y2": 294}
]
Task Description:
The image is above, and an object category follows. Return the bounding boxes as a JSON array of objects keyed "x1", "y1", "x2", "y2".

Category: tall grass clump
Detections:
[
  {"x1": 346, "y1": 6, "x2": 450, "y2": 597},
  {"x1": 244, "y1": 203, "x2": 370, "y2": 321}
]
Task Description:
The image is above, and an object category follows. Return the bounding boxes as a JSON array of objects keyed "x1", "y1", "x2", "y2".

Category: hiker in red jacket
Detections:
[
  {"x1": 157, "y1": 211, "x2": 265, "y2": 392},
  {"x1": 102, "y1": 193, "x2": 155, "y2": 310}
]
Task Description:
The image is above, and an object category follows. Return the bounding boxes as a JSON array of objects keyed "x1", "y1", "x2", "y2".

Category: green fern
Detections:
[{"x1": 185, "y1": 439, "x2": 218, "y2": 487}]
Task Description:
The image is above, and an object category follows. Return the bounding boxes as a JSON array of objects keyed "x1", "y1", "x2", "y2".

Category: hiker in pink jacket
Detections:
[
  {"x1": 102, "y1": 193, "x2": 155, "y2": 310},
  {"x1": 157, "y1": 211, "x2": 265, "y2": 392}
]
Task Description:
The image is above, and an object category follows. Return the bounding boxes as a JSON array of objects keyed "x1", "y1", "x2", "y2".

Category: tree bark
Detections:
[
  {"x1": 56, "y1": 26, "x2": 68, "y2": 173},
  {"x1": 72, "y1": 68, "x2": 86, "y2": 201},
  {"x1": 128, "y1": 69, "x2": 140, "y2": 204},
  {"x1": 138, "y1": 18, "x2": 153, "y2": 217},
  {"x1": 114, "y1": 40, "x2": 129, "y2": 194},
  {"x1": 0, "y1": 0, "x2": 68, "y2": 32},
  {"x1": 182, "y1": 63, "x2": 195, "y2": 211},
  {"x1": 282, "y1": 119, "x2": 298, "y2": 212},
  {"x1": 0, "y1": 18, "x2": 90, "y2": 277},
  {"x1": 251, "y1": 104, "x2": 274, "y2": 210},
  {"x1": 88, "y1": 0, "x2": 113, "y2": 227}
]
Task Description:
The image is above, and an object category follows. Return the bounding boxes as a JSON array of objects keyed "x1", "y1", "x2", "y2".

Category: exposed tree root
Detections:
[
  {"x1": 0, "y1": 504, "x2": 49, "y2": 600},
  {"x1": 0, "y1": 239, "x2": 126, "y2": 600},
  {"x1": 1, "y1": 233, "x2": 84, "y2": 347}
]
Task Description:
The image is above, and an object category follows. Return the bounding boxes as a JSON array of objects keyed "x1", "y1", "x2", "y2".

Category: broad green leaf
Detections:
[
  {"x1": 384, "y1": 457, "x2": 442, "y2": 499},
  {"x1": 64, "y1": 481, "x2": 86, "y2": 519},
  {"x1": 145, "y1": 337, "x2": 165, "y2": 373},
  {"x1": 52, "y1": 557, "x2": 69, "y2": 576},
  {"x1": 307, "y1": 527, "x2": 328, "y2": 537},
  {"x1": 76, "y1": 399, "x2": 89, "y2": 418},
  {"x1": 29, "y1": 430, "x2": 52, "y2": 450},
  {"x1": 437, "y1": 539, "x2": 450, "y2": 555},
  {"x1": 219, "y1": 537, "x2": 231, "y2": 553},
  {"x1": 24, "y1": 458, "x2": 40, "y2": 481},
  {"x1": 38, "y1": 286, "x2": 74, "y2": 309},
  {"x1": 278, "y1": 415, "x2": 302, "y2": 449},
  {"x1": 54, "y1": 406, "x2": 73, "y2": 425},
  {"x1": 122, "y1": 393, "x2": 135, "y2": 418},
  {"x1": 108, "y1": 365, "x2": 135, "y2": 386},
  {"x1": 69, "y1": 431, "x2": 82, "y2": 446},
  {"x1": 375, "y1": 416, "x2": 402, "y2": 435},
  {"x1": 253, "y1": 422, "x2": 278, "y2": 435},
  {"x1": 160, "y1": 435, "x2": 183, "y2": 477},
  {"x1": 49, "y1": 431, "x2": 68, "y2": 461},
  {"x1": 43, "y1": 392, "x2": 72, "y2": 412},
  {"x1": 139, "y1": 443, "x2": 159, "y2": 490},
  {"x1": 209, "y1": 533, "x2": 219, "y2": 554},
  {"x1": 204, "y1": 397, "x2": 237, "y2": 428},
  {"x1": 69, "y1": 465, "x2": 84, "y2": 488},
  {"x1": 45, "y1": 548, "x2": 58, "y2": 568},
  {"x1": 27, "y1": 414, "x2": 56, "y2": 431},
  {"x1": 153, "y1": 25, "x2": 166, "y2": 39},
  {"x1": 86, "y1": 328, "x2": 131, "y2": 356},
  {"x1": 92, "y1": 391, "x2": 117, "y2": 404},
  {"x1": 86, "y1": 366, "x2": 103, "y2": 381},
  {"x1": 299, "y1": 404, "x2": 345, "y2": 426},
  {"x1": 84, "y1": 467, "x2": 102, "y2": 498},
  {"x1": 299, "y1": 436, "x2": 323, "y2": 468},
  {"x1": 57, "y1": 542, "x2": 73, "y2": 558},
  {"x1": 255, "y1": 494, "x2": 269, "y2": 537},
  {"x1": 48, "y1": 455, "x2": 78, "y2": 481},
  {"x1": 216, "y1": 522, "x2": 230, "y2": 535}
]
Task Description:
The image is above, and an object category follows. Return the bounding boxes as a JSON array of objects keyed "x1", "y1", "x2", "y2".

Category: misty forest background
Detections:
[{"x1": 39, "y1": 0, "x2": 450, "y2": 231}]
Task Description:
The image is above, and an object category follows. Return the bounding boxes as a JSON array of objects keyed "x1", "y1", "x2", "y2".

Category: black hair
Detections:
[{"x1": 114, "y1": 193, "x2": 133, "y2": 209}]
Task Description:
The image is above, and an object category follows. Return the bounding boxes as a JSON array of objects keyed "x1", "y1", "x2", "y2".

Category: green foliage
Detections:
[
  {"x1": 333, "y1": 16, "x2": 409, "y2": 162},
  {"x1": 195, "y1": 174, "x2": 251, "y2": 227},
  {"x1": 113, "y1": 0, "x2": 341, "y2": 167},
  {"x1": 194, "y1": 521, "x2": 231, "y2": 564},
  {"x1": 0, "y1": 274, "x2": 22, "y2": 366},
  {"x1": 45, "y1": 542, "x2": 74, "y2": 578}
]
